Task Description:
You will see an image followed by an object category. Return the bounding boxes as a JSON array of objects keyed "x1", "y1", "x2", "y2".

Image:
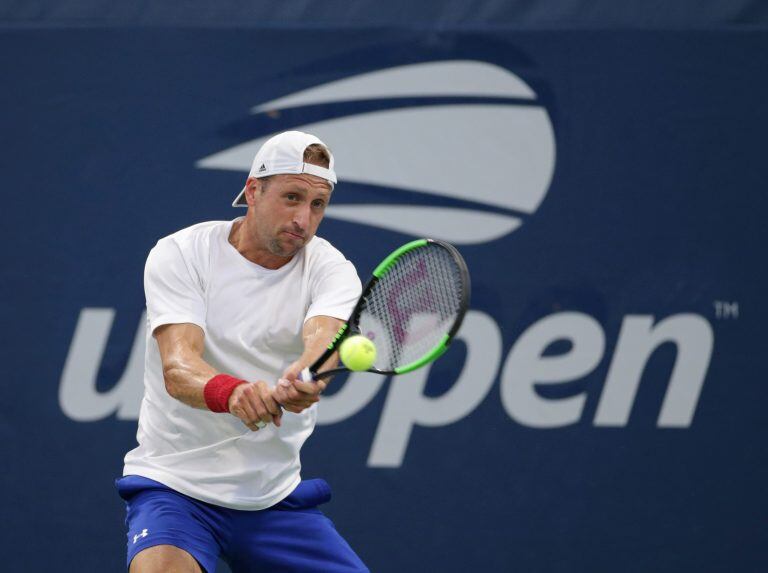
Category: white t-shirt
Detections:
[{"x1": 123, "y1": 218, "x2": 361, "y2": 510}]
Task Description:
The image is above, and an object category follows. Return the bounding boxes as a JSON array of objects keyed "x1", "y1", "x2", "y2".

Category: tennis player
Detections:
[{"x1": 117, "y1": 131, "x2": 369, "y2": 572}]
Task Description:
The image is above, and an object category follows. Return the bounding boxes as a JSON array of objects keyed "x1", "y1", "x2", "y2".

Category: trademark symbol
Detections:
[{"x1": 713, "y1": 301, "x2": 739, "y2": 319}]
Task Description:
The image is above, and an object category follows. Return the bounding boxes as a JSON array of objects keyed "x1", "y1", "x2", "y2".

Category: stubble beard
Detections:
[{"x1": 268, "y1": 236, "x2": 300, "y2": 258}]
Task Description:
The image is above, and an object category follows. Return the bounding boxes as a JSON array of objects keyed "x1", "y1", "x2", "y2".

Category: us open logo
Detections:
[
  {"x1": 195, "y1": 60, "x2": 556, "y2": 245},
  {"x1": 59, "y1": 61, "x2": 714, "y2": 470}
]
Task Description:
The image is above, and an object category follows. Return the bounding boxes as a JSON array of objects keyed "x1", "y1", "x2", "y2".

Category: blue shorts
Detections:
[{"x1": 116, "y1": 475, "x2": 368, "y2": 573}]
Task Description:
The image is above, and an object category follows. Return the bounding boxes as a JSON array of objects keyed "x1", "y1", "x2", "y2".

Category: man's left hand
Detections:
[{"x1": 273, "y1": 362, "x2": 326, "y2": 413}]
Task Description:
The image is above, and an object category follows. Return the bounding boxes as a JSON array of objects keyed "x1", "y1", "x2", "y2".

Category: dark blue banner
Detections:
[
  {"x1": 3, "y1": 0, "x2": 768, "y2": 27},
  {"x1": 1, "y1": 28, "x2": 765, "y2": 572}
]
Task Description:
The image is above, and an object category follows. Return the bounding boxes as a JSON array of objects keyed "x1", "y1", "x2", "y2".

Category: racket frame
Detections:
[{"x1": 307, "y1": 238, "x2": 470, "y2": 380}]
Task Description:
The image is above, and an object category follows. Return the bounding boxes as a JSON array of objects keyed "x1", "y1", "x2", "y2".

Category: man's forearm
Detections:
[
  {"x1": 154, "y1": 323, "x2": 220, "y2": 409},
  {"x1": 163, "y1": 353, "x2": 219, "y2": 409},
  {"x1": 298, "y1": 316, "x2": 344, "y2": 375}
]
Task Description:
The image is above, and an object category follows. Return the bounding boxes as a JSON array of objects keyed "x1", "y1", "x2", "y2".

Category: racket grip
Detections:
[{"x1": 299, "y1": 366, "x2": 314, "y2": 382}]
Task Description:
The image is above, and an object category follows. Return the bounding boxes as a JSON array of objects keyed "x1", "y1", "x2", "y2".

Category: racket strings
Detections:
[{"x1": 358, "y1": 244, "x2": 465, "y2": 370}]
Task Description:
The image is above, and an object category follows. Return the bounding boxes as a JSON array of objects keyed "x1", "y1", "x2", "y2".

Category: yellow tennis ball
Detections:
[{"x1": 339, "y1": 335, "x2": 377, "y2": 371}]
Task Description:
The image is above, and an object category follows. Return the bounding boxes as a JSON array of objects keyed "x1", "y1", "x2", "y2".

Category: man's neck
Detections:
[{"x1": 228, "y1": 218, "x2": 293, "y2": 270}]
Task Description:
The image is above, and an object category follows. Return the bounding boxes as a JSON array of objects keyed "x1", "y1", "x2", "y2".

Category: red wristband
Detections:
[{"x1": 204, "y1": 374, "x2": 247, "y2": 413}]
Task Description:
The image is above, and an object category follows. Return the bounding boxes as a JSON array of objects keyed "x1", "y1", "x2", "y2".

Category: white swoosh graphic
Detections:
[
  {"x1": 197, "y1": 104, "x2": 554, "y2": 214},
  {"x1": 325, "y1": 205, "x2": 521, "y2": 244},
  {"x1": 196, "y1": 60, "x2": 556, "y2": 244},
  {"x1": 253, "y1": 60, "x2": 536, "y2": 112}
]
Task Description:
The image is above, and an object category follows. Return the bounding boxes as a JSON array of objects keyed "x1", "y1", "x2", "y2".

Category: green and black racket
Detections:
[{"x1": 301, "y1": 238, "x2": 470, "y2": 382}]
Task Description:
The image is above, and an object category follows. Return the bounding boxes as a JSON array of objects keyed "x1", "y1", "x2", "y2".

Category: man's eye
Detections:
[
  {"x1": 312, "y1": 200, "x2": 326, "y2": 209},
  {"x1": 286, "y1": 194, "x2": 299, "y2": 201}
]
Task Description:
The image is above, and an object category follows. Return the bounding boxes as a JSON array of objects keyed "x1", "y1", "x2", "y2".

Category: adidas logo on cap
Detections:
[{"x1": 258, "y1": 163, "x2": 267, "y2": 173}]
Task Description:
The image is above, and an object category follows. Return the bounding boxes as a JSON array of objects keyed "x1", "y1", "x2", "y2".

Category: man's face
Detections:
[{"x1": 245, "y1": 173, "x2": 332, "y2": 258}]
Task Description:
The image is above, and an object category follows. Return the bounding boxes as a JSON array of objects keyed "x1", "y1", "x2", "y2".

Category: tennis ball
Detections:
[{"x1": 339, "y1": 335, "x2": 377, "y2": 371}]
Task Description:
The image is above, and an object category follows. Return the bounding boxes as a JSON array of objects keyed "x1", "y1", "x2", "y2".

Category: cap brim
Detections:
[{"x1": 232, "y1": 185, "x2": 247, "y2": 207}]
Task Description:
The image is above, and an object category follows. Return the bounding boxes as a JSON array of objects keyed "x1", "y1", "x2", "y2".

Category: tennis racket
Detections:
[{"x1": 301, "y1": 238, "x2": 470, "y2": 382}]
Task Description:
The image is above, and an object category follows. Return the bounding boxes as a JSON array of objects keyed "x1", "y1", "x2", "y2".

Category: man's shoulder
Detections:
[
  {"x1": 145, "y1": 220, "x2": 229, "y2": 288},
  {"x1": 306, "y1": 235, "x2": 347, "y2": 261},
  {"x1": 155, "y1": 220, "x2": 229, "y2": 252},
  {"x1": 303, "y1": 236, "x2": 360, "y2": 287}
]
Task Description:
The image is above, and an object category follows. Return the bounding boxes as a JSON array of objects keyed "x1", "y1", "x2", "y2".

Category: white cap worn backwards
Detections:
[{"x1": 232, "y1": 130, "x2": 337, "y2": 207}]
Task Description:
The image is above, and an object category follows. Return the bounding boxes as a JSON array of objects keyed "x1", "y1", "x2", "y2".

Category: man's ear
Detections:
[{"x1": 244, "y1": 177, "x2": 261, "y2": 206}]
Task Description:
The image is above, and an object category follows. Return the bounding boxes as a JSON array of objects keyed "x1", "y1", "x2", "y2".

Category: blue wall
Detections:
[{"x1": 1, "y1": 16, "x2": 766, "y2": 573}]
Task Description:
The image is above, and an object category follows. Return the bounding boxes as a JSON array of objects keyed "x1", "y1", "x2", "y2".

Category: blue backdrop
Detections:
[{"x1": 1, "y1": 14, "x2": 766, "y2": 573}]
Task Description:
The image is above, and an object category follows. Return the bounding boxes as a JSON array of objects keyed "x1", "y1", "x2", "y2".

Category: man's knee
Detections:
[{"x1": 130, "y1": 544, "x2": 203, "y2": 573}]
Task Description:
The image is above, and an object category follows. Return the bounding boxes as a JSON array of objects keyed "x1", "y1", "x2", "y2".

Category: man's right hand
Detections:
[{"x1": 228, "y1": 381, "x2": 283, "y2": 431}]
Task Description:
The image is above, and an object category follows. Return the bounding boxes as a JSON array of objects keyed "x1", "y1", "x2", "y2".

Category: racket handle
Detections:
[{"x1": 299, "y1": 366, "x2": 314, "y2": 382}]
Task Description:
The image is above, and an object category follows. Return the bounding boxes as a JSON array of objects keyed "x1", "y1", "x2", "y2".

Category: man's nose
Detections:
[{"x1": 292, "y1": 204, "x2": 311, "y2": 231}]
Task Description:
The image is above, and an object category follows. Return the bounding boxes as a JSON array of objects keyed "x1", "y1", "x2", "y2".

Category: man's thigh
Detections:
[{"x1": 130, "y1": 544, "x2": 203, "y2": 573}]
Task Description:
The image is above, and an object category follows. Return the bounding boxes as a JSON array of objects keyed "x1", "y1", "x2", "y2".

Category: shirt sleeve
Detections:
[
  {"x1": 144, "y1": 238, "x2": 207, "y2": 335},
  {"x1": 305, "y1": 259, "x2": 362, "y2": 322}
]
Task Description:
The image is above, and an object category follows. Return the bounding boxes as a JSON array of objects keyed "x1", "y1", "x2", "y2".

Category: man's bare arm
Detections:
[
  {"x1": 155, "y1": 323, "x2": 282, "y2": 428},
  {"x1": 300, "y1": 315, "x2": 345, "y2": 374},
  {"x1": 155, "y1": 323, "x2": 217, "y2": 409},
  {"x1": 275, "y1": 315, "x2": 345, "y2": 412}
]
